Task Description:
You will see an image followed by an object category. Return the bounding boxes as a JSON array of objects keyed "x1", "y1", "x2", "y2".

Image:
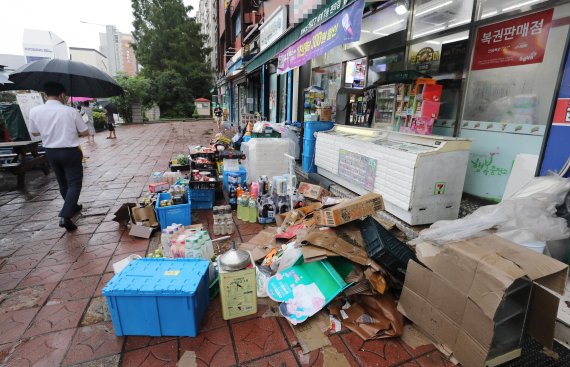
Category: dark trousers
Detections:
[{"x1": 45, "y1": 147, "x2": 83, "y2": 218}]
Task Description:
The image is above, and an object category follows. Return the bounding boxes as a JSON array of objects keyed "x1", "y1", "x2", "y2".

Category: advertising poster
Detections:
[
  {"x1": 277, "y1": 0, "x2": 365, "y2": 74},
  {"x1": 472, "y1": 9, "x2": 553, "y2": 71}
]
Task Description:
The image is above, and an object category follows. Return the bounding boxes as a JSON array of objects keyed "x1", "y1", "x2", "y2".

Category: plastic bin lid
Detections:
[{"x1": 102, "y1": 258, "x2": 209, "y2": 296}]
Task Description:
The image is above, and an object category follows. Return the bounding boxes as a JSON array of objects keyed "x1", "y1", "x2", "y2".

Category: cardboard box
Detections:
[
  {"x1": 314, "y1": 193, "x2": 384, "y2": 227},
  {"x1": 113, "y1": 203, "x2": 159, "y2": 239},
  {"x1": 298, "y1": 182, "x2": 329, "y2": 201},
  {"x1": 149, "y1": 182, "x2": 170, "y2": 193},
  {"x1": 398, "y1": 235, "x2": 568, "y2": 367}
]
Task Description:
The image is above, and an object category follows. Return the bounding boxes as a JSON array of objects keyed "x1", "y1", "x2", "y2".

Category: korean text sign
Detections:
[
  {"x1": 471, "y1": 9, "x2": 553, "y2": 71},
  {"x1": 277, "y1": 0, "x2": 365, "y2": 74}
]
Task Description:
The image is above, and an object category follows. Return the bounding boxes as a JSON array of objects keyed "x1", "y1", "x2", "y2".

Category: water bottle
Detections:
[
  {"x1": 248, "y1": 195, "x2": 258, "y2": 223},
  {"x1": 237, "y1": 194, "x2": 244, "y2": 220}
]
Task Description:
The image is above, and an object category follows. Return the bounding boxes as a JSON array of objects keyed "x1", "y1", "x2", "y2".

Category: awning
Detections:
[
  {"x1": 246, "y1": 27, "x2": 301, "y2": 73},
  {"x1": 245, "y1": 0, "x2": 355, "y2": 74}
]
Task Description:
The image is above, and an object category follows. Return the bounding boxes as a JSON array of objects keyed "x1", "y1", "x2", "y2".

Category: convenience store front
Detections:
[{"x1": 302, "y1": 0, "x2": 570, "y2": 201}]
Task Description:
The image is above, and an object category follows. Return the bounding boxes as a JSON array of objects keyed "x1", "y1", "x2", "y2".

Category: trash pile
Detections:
[{"x1": 102, "y1": 137, "x2": 570, "y2": 367}]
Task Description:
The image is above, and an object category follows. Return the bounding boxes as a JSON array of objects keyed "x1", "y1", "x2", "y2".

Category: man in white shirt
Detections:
[{"x1": 29, "y1": 82, "x2": 89, "y2": 231}]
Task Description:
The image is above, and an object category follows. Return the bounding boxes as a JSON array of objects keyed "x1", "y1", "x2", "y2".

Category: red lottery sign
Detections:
[
  {"x1": 472, "y1": 9, "x2": 553, "y2": 71},
  {"x1": 553, "y1": 98, "x2": 570, "y2": 125}
]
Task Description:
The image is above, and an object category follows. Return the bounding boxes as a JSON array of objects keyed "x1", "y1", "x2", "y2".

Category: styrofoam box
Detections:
[
  {"x1": 103, "y1": 258, "x2": 209, "y2": 337},
  {"x1": 242, "y1": 138, "x2": 290, "y2": 183}
]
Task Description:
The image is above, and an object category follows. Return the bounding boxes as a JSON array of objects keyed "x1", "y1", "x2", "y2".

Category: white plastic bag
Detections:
[{"x1": 419, "y1": 175, "x2": 570, "y2": 246}]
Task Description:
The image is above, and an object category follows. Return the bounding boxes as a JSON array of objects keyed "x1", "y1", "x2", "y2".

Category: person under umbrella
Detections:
[{"x1": 28, "y1": 82, "x2": 89, "y2": 231}]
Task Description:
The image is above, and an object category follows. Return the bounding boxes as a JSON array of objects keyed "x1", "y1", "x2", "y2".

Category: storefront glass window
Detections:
[
  {"x1": 278, "y1": 73, "x2": 288, "y2": 123},
  {"x1": 345, "y1": 3, "x2": 408, "y2": 48},
  {"x1": 269, "y1": 73, "x2": 277, "y2": 122},
  {"x1": 345, "y1": 58, "x2": 367, "y2": 89},
  {"x1": 311, "y1": 63, "x2": 342, "y2": 113},
  {"x1": 367, "y1": 52, "x2": 405, "y2": 85},
  {"x1": 239, "y1": 84, "x2": 247, "y2": 120},
  {"x1": 411, "y1": 0, "x2": 474, "y2": 39},
  {"x1": 408, "y1": 31, "x2": 470, "y2": 136},
  {"x1": 477, "y1": 0, "x2": 549, "y2": 20},
  {"x1": 460, "y1": 4, "x2": 570, "y2": 200},
  {"x1": 462, "y1": 15, "x2": 565, "y2": 126},
  {"x1": 232, "y1": 84, "x2": 239, "y2": 123}
]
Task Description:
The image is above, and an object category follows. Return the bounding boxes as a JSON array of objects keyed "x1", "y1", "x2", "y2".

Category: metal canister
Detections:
[{"x1": 218, "y1": 241, "x2": 257, "y2": 320}]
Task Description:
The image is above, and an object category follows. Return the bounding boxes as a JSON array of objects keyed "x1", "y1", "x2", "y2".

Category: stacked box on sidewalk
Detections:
[
  {"x1": 103, "y1": 258, "x2": 210, "y2": 337},
  {"x1": 398, "y1": 235, "x2": 568, "y2": 367}
]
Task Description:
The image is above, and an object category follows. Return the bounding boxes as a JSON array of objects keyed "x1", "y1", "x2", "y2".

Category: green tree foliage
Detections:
[
  {"x1": 110, "y1": 73, "x2": 151, "y2": 123},
  {"x1": 92, "y1": 111, "x2": 107, "y2": 131},
  {"x1": 131, "y1": 0, "x2": 212, "y2": 117},
  {"x1": 0, "y1": 92, "x2": 16, "y2": 103}
]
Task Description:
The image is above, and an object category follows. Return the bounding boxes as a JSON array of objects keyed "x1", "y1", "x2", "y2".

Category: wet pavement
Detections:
[{"x1": 0, "y1": 121, "x2": 452, "y2": 366}]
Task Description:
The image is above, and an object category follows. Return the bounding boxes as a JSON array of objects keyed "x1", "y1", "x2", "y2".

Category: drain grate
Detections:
[{"x1": 499, "y1": 336, "x2": 570, "y2": 367}]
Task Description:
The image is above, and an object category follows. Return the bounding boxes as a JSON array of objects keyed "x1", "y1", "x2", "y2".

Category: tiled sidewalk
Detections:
[{"x1": 0, "y1": 121, "x2": 450, "y2": 367}]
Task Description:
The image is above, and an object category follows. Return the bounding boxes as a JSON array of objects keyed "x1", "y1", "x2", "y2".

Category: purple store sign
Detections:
[{"x1": 277, "y1": 0, "x2": 365, "y2": 74}]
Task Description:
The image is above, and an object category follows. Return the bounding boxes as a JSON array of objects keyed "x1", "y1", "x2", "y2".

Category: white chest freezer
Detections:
[{"x1": 314, "y1": 126, "x2": 471, "y2": 225}]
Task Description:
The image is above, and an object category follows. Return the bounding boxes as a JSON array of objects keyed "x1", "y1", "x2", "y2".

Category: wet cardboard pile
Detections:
[{"x1": 398, "y1": 235, "x2": 568, "y2": 367}]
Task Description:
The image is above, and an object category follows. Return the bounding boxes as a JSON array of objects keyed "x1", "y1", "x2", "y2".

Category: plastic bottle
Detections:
[
  {"x1": 213, "y1": 218, "x2": 221, "y2": 236},
  {"x1": 229, "y1": 185, "x2": 237, "y2": 209},
  {"x1": 250, "y1": 181, "x2": 259, "y2": 198},
  {"x1": 248, "y1": 195, "x2": 258, "y2": 223},
  {"x1": 237, "y1": 193, "x2": 244, "y2": 220},
  {"x1": 236, "y1": 184, "x2": 243, "y2": 199},
  {"x1": 225, "y1": 218, "x2": 233, "y2": 235}
]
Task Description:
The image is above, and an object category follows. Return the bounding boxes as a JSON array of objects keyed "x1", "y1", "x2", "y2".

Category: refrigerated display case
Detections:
[{"x1": 314, "y1": 125, "x2": 472, "y2": 225}]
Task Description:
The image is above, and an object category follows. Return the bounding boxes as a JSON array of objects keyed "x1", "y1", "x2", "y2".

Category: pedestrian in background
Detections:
[
  {"x1": 28, "y1": 82, "x2": 89, "y2": 231},
  {"x1": 80, "y1": 101, "x2": 96, "y2": 143},
  {"x1": 214, "y1": 104, "x2": 223, "y2": 130},
  {"x1": 106, "y1": 109, "x2": 117, "y2": 139}
]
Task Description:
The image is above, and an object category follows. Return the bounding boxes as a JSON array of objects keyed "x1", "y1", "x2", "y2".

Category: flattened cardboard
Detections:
[
  {"x1": 177, "y1": 351, "x2": 198, "y2": 367},
  {"x1": 453, "y1": 331, "x2": 488, "y2": 367},
  {"x1": 129, "y1": 225, "x2": 154, "y2": 238},
  {"x1": 292, "y1": 311, "x2": 331, "y2": 353},
  {"x1": 330, "y1": 294, "x2": 404, "y2": 340},
  {"x1": 302, "y1": 225, "x2": 369, "y2": 265},
  {"x1": 239, "y1": 228, "x2": 278, "y2": 262},
  {"x1": 314, "y1": 193, "x2": 384, "y2": 227},
  {"x1": 301, "y1": 245, "x2": 339, "y2": 263}
]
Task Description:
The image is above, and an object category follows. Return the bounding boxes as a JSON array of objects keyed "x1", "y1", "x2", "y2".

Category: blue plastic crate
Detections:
[
  {"x1": 103, "y1": 258, "x2": 210, "y2": 337},
  {"x1": 189, "y1": 188, "x2": 215, "y2": 210},
  {"x1": 155, "y1": 192, "x2": 191, "y2": 228},
  {"x1": 303, "y1": 121, "x2": 334, "y2": 140},
  {"x1": 222, "y1": 165, "x2": 247, "y2": 191}
]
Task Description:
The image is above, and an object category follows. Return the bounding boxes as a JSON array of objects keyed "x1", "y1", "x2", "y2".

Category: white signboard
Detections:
[
  {"x1": 16, "y1": 92, "x2": 44, "y2": 142},
  {"x1": 259, "y1": 6, "x2": 288, "y2": 52}
]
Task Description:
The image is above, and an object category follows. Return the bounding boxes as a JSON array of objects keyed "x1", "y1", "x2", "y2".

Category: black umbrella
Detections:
[
  {"x1": 8, "y1": 59, "x2": 124, "y2": 98},
  {"x1": 0, "y1": 65, "x2": 17, "y2": 91},
  {"x1": 98, "y1": 100, "x2": 118, "y2": 114}
]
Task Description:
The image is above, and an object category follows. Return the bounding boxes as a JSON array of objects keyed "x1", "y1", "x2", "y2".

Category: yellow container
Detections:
[{"x1": 219, "y1": 267, "x2": 257, "y2": 320}]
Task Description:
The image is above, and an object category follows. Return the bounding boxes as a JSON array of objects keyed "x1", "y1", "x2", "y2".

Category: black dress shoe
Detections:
[
  {"x1": 59, "y1": 217, "x2": 78, "y2": 231},
  {"x1": 74, "y1": 204, "x2": 83, "y2": 213}
]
